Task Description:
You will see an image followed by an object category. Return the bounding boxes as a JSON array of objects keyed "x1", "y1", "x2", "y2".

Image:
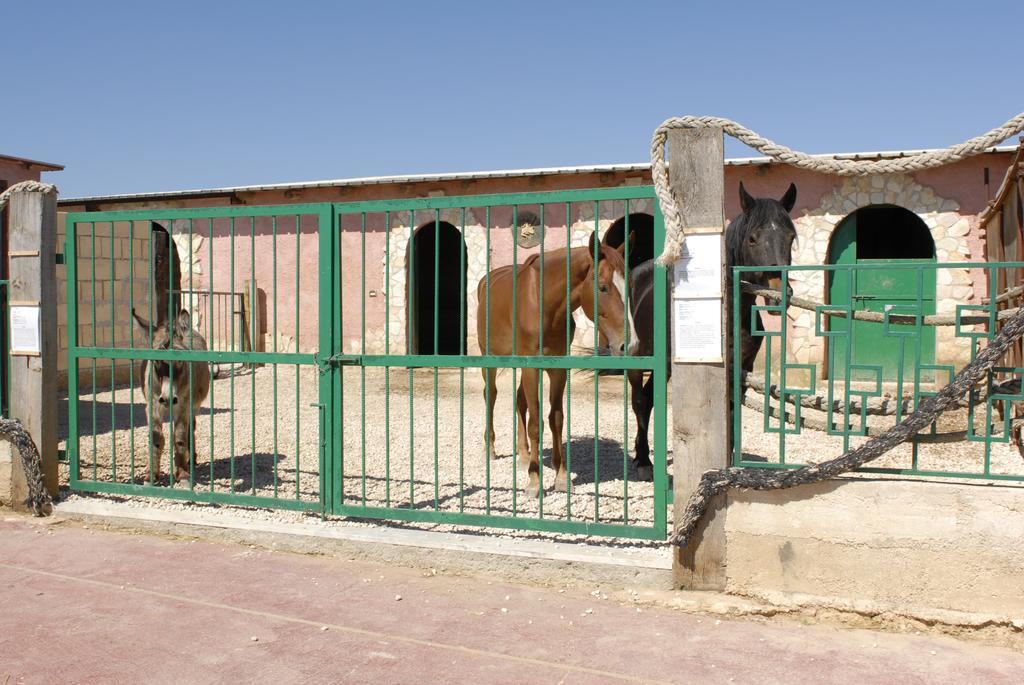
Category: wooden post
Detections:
[
  {"x1": 669, "y1": 127, "x2": 729, "y2": 590},
  {"x1": 242, "y1": 279, "x2": 264, "y2": 367},
  {"x1": 7, "y1": 190, "x2": 59, "y2": 505}
]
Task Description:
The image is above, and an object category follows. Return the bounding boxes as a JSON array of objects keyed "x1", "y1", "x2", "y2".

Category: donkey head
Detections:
[{"x1": 132, "y1": 308, "x2": 196, "y2": 418}]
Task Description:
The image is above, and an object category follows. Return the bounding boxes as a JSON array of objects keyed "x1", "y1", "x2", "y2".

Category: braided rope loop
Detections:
[
  {"x1": 654, "y1": 112, "x2": 1024, "y2": 265},
  {"x1": 0, "y1": 180, "x2": 58, "y2": 212}
]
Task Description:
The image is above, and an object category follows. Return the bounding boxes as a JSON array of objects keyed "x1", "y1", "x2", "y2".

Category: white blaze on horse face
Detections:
[{"x1": 612, "y1": 271, "x2": 639, "y2": 355}]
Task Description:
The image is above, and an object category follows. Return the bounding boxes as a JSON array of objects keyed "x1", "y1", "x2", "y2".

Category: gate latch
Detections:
[{"x1": 314, "y1": 353, "x2": 361, "y2": 374}]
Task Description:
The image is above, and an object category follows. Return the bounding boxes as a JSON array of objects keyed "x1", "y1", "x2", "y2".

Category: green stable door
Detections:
[{"x1": 827, "y1": 206, "x2": 936, "y2": 383}]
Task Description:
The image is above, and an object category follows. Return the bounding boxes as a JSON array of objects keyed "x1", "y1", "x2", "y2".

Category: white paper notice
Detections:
[
  {"x1": 673, "y1": 298, "x2": 722, "y2": 361},
  {"x1": 10, "y1": 305, "x2": 41, "y2": 355},
  {"x1": 673, "y1": 233, "x2": 722, "y2": 299}
]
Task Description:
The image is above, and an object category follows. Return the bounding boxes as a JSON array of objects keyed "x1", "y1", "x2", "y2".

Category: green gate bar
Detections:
[
  {"x1": 330, "y1": 187, "x2": 669, "y2": 539},
  {"x1": 64, "y1": 188, "x2": 670, "y2": 540},
  {"x1": 66, "y1": 204, "x2": 330, "y2": 511},
  {"x1": 733, "y1": 261, "x2": 1024, "y2": 482}
]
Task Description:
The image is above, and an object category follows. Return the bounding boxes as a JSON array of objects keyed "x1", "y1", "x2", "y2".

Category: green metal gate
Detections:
[
  {"x1": 65, "y1": 204, "x2": 332, "y2": 510},
  {"x1": 65, "y1": 188, "x2": 670, "y2": 539},
  {"x1": 733, "y1": 261, "x2": 1024, "y2": 482}
]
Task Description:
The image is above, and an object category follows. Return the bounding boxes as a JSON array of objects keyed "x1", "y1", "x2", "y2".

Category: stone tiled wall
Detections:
[{"x1": 787, "y1": 174, "x2": 976, "y2": 371}]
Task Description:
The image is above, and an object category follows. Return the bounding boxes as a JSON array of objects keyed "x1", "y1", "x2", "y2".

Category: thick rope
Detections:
[
  {"x1": 741, "y1": 371, "x2": 1018, "y2": 418},
  {"x1": 742, "y1": 282, "x2": 1017, "y2": 326},
  {"x1": 654, "y1": 112, "x2": 1024, "y2": 265},
  {"x1": 742, "y1": 392, "x2": 1024, "y2": 443},
  {"x1": 672, "y1": 303, "x2": 1024, "y2": 548},
  {"x1": 0, "y1": 418, "x2": 53, "y2": 516},
  {"x1": 0, "y1": 180, "x2": 58, "y2": 212}
]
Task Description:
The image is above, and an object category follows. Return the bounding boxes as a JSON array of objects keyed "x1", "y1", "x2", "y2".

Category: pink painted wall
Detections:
[
  {"x1": 200, "y1": 214, "x2": 320, "y2": 352},
  {"x1": 59, "y1": 151, "x2": 1016, "y2": 355}
]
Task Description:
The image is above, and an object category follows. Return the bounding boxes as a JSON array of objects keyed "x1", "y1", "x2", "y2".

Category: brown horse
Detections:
[{"x1": 477, "y1": 232, "x2": 635, "y2": 498}]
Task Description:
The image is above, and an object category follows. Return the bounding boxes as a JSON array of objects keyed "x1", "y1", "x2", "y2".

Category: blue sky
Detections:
[{"x1": 2, "y1": 1, "x2": 1020, "y2": 198}]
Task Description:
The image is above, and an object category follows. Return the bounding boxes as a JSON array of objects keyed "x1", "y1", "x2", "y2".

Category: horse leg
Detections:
[
  {"x1": 481, "y1": 367, "x2": 498, "y2": 458},
  {"x1": 546, "y1": 368, "x2": 569, "y2": 492},
  {"x1": 628, "y1": 370, "x2": 654, "y2": 481},
  {"x1": 515, "y1": 380, "x2": 529, "y2": 465},
  {"x1": 517, "y1": 368, "x2": 543, "y2": 498}
]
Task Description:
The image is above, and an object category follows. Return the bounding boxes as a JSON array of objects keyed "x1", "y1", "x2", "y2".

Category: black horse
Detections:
[{"x1": 626, "y1": 182, "x2": 797, "y2": 480}]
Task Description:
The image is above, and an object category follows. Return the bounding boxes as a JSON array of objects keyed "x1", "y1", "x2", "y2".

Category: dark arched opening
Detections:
[
  {"x1": 602, "y1": 213, "x2": 655, "y2": 268},
  {"x1": 407, "y1": 221, "x2": 467, "y2": 355},
  {"x1": 596, "y1": 213, "x2": 655, "y2": 372},
  {"x1": 827, "y1": 204, "x2": 936, "y2": 381}
]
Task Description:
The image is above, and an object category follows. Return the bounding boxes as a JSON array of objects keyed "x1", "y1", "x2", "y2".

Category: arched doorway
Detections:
[
  {"x1": 407, "y1": 221, "x2": 467, "y2": 355},
  {"x1": 827, "y1": 205, "x2": 936, "y2": 381},
  {"x1": 596, "y1": 213, "x2": 654, "y2": 371}
]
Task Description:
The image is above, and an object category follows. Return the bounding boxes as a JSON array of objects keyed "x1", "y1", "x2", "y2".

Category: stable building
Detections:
[{"x1": 57, "y1": 143, "x2": 1020, "y2": 382}]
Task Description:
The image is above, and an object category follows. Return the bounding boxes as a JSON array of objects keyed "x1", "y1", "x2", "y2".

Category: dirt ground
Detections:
[
  {"x1": 60, "y1": 364, "x2": 673, "y2": 535},
  {"x1": 58, "y1": 360, "x2": 1024, "y2": 545}
]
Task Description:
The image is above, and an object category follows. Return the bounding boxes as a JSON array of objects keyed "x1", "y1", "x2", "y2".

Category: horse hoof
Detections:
[
  {"x1": 554, "y1": 476, "x2": 568, "y2": 493},
  {"x1": 635, "y1": 463, "x2": 653, "y2": 482},
  {"x1": 526, "y1": 484, "x2": 541, "y2": 499}
]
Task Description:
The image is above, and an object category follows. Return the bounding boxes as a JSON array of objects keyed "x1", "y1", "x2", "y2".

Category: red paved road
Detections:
[{"x1": 0, "y1": 516, "x2": 1021, "y2": 684}]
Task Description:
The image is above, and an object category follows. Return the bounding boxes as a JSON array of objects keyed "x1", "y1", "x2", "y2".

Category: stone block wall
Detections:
[{"x1": 786, "y1": 174, "x2": 979, "y2": 375}]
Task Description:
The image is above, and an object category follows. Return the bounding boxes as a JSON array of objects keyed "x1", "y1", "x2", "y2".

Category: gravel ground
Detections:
[
  {"x1": 58, "y1": 361, "x2": 1024, "y2": 547},
  {"x1": 59, "y1": 363, "x2": 674, "y2": 545},
  {"x1": 739, "y1": 390, "x2": 1024, "y2": 482}
]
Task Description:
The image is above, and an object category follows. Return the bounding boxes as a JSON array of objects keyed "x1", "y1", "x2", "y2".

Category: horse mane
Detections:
[
  {"x1": 724, "y1": 212, "x2": 751, "y2": 268},
  {"x1": 629, "y1": 258, "x2": 656, "y2": 285}
]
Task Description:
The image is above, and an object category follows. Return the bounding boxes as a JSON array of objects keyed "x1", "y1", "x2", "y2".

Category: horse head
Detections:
[
  {"x1": 729, "y1": 182, "x2": 798, "y2": 296},
  {"x1": 578, "y1": 231, "x2": 638, "y2": 356}
]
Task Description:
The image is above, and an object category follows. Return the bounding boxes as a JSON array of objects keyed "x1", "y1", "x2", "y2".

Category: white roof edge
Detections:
[{"x1": 61, "y1": 145, "x2": 1019, "y2": 204}]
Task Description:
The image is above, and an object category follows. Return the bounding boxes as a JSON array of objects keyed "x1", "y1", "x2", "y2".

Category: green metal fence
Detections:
[
  {"x1": 733, "y1": 261, "x2": 1024, "y2": 482},
  {"x1": 65, "y1": 204, "x2": 332, "y2": 510},
  {"x1": 65, "y1": 187, "x2": 670, "y2": 539}
]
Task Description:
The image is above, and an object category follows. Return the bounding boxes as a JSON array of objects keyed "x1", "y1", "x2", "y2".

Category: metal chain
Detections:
[{"x1": 653, "y1": 112, "x2": 1024, "y2": 265}]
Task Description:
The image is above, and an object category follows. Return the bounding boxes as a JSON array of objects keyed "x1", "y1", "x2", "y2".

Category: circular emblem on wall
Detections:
[{"x1": 513, "y1": 210, "x2": 543, "y2": 249}]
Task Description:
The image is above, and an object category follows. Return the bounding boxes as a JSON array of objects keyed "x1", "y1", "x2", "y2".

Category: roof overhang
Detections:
[{"x1": 59, "y1": 145, "x2": 1018, "y2": 205}]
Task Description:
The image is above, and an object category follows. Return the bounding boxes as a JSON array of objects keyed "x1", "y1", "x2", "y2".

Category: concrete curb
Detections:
[{"x1": 54, "y1": 498, "x2": 675, "y2": 591}]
